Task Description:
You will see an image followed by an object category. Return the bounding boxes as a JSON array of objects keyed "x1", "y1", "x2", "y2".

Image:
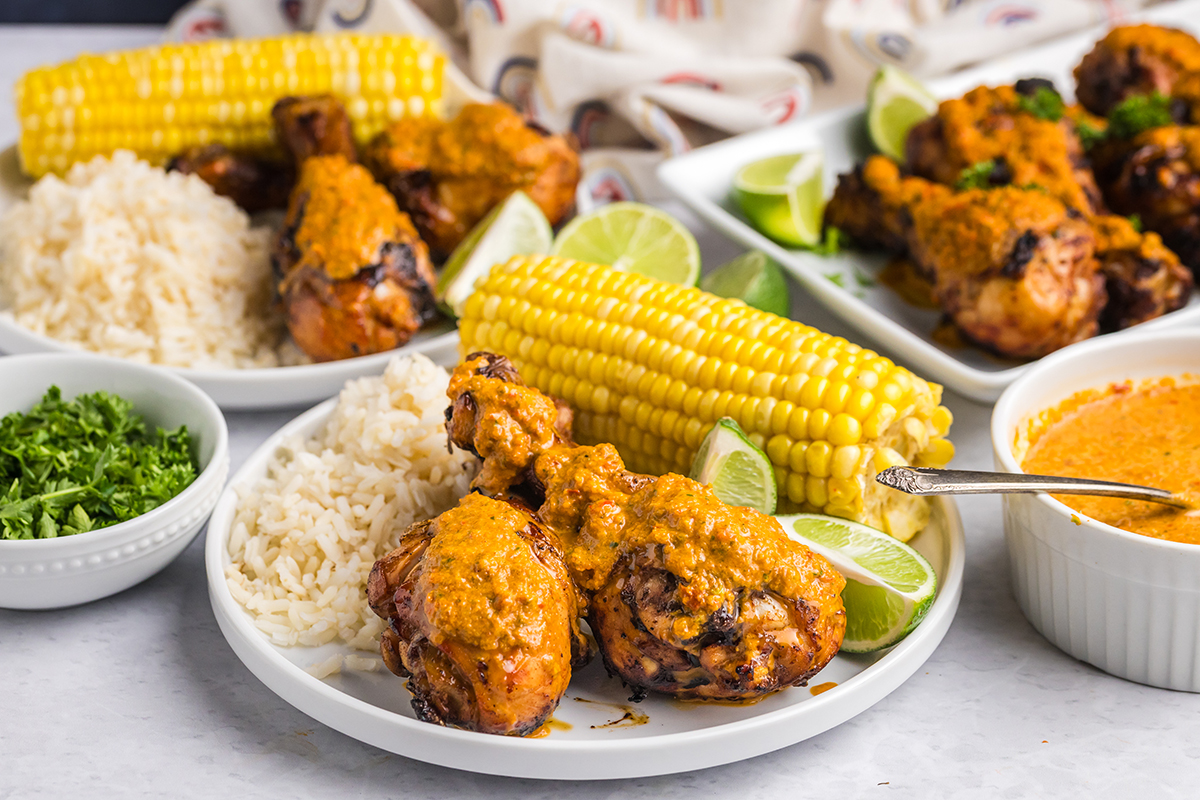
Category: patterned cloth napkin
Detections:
[{"x1": 165, "y1": 0, "x2": 1166, "y2": 205}]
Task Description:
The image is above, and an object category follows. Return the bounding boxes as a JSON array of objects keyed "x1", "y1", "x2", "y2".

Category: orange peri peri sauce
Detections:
[{"x1": 1019, "y1": 377, "x2": 1200, "y2": 544}]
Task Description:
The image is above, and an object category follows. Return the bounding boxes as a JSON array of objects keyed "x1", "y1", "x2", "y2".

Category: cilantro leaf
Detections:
[
  {"x1": 808, "y1": 226, "x2": 843, "y2": 256},
  {"x1": 1075, "y1": 118, "x2": 1107, "y2": 151},
  {"x1": 1016, "y1": 86, "x2": 1065, "y2": 121},
  {"x1": 956, "y1": 160, "x2": 998, "y2": 190},
  {"x1": 1107, "y1": 92, "x2": 1175, "y2": 140}
]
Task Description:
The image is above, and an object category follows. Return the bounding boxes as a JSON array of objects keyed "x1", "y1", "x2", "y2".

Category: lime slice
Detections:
[
  {"x1": 734, "y1": 152, "x2": 824, "y2": 248},
  {"x1": 700, "y1": 250, "x2": 790, "y2": 317},
  {"x1": 867, "y1": 65, "x2": 938, "y2": 161},
  {"x1": 689, "y1": 417, "x2": 777, "y2": 515},
  {"x1": 551, "y1": 201, "x2": 701, "y2": 286},
  {"x1": 776, "y1": 512, "x2": 937, "y2": 653},
  {"x1": 437, "y1": 191, "x2": 553, "y2": 316}
]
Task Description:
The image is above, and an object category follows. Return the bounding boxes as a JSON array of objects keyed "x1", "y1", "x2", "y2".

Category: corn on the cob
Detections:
[
  {"x1": 458, "y1": 256, "x2": 955, "y2": 541},
  {"x1": 15, "y1": 33, "x2": 445, "y2": 177}
]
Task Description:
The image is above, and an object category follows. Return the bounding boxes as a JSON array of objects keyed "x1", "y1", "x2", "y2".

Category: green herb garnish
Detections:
[
  {"x1": 1075, "y1": 118, "x2": 1107, "y2": 151},
  {"x1": 809, "y1": 226, "x2": 843, "y2": 256},
  {"x1": 1128, "y1": 213, "x2": 1143, "y2": 232},
  {"x1": 0, "y1": 387, "x2": 198, "y2": 540},
  {"x1": 955, "y1": 160, "x2": 998, "y2": 190},
  {"x1": 1107, "y1": 92, "x2": 1174, "y2": 140},
  {"x1": 1016, "y1": 86, "x2": 1065, "y2": 121},
  {"x1": 853, "y1": 269, "x2": 875, "y2": 288}
]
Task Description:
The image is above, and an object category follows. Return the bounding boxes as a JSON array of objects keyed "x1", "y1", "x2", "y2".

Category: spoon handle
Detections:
[{"x1": 876, "y1": 467, "x2": 1191, "y2": 509}]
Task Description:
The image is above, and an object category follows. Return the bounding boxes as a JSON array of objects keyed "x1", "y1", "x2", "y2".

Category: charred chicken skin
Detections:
[
  {"x1": 363, "y1": 103, "x2": 581, "y2": 258},
  {"x1": 166, "y1": 144, "x2": 293, "y2": 213},
  {"x1": 1074, "y1": 24, "x2": 1200, "y2": 117},
  {"x1": 442, "y1": 353, "x2": 846, "y2": 703},
  {"x1": 271, "y1": 94, "x2": 359, "y2": 164},
  {"x1": 272, "y1": 154, "x2": 437, "y2": 361},
  {"x1": 169, "y1": 95, "x2": 357, "y2": 211},
  {"x1": 1091, "y1": 124, "x2": 1200, "y2": 279},
  {"x1": 827, "y1": 157, "x2": 1106, "y2": 359},
  {"x1": 367, "y1": 493, "x2": 590, "y2": 735},
  {"x1": 1091, "y1": 213, "x2": 1194, "y2": 328}
]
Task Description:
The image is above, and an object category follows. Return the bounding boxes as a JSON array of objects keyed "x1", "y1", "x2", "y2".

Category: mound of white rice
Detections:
[
  {"x1": 226, "y1": 354, "x2": 476, "y2": 651},
  {"x1": 0, "y1": 150, "x2": 300, "y2": 369}
]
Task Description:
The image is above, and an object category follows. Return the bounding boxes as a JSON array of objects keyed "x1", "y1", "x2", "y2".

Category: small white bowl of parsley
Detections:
[{"x1": 0, "y1": 353, "x2": 228, "y2": 609}]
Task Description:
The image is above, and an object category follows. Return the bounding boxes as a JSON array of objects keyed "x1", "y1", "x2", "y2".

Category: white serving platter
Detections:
[
  {"x1": 205, "y1": 399, "x2": 965, "y2": 780},
  {"x1": 0, "y1": 145, "x2": 460, "y2": 411},
  {"x1": 658, "y1": 1, "x2": 1200, "y2": 403}
]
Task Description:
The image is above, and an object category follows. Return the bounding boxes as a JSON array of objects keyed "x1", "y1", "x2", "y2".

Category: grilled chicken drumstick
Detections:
[
  {"x1": 272, "y1": 154, "x2": 437, "y2": 361},
  {"x1": 367, "y1": 493, "x2": 590, "y2": 735},
  {"x1": 438, "y1": 353, "x2": 846, "y2": 703}
]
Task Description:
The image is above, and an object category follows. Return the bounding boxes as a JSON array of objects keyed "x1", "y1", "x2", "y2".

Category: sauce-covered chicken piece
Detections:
[
  {"x1": 367, "y1": 493, "x2": 590, "y2": 735},
  {"x1": 1074, "y1": 24, "x2": 1200, "y2": 117},
  {"x1": 442, "y1": 354, "x2": 847, "y2": 703},
  {"x1": 364, "y1": 103, "x2": 580, "y2": 258},
  {"x1": 273, "y1": 154, "x2": 438, "y2": 361},
  {"x1": 905, "y1": 83, "x2": 1104, "y2": 215},
  {"x1": 827, "y1": 156, "x2": 1106, "y2": 359},
  {"x1": 1091, "y1": 124, "x2": 1200, "y2": 279}
]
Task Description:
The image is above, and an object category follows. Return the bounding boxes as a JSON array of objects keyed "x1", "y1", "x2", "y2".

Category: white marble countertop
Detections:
[{"x1": 2, "y1": 25, "x2": 1198, "y2": 799}]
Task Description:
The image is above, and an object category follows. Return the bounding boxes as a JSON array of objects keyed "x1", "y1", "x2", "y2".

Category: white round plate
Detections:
[
  {"x1": 0, "y1": 145, "x2": 460, "y2": 410},
  {"x1": 205, "y1": 400, "x2": 966, "y2": 780}
]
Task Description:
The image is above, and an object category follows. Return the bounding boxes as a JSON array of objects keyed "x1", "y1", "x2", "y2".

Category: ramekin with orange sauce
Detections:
[
  {"x1": 992, "y1": 330, "x2": 1200, "y2": 692},
  {"x1": 1018, "y1": 376, "x2": 1200, "y2": 545}
]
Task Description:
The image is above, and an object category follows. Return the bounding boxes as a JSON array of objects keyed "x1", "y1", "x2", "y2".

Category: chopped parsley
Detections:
[
  {"x1": 0, "y1": 387, "x2": 198, "y2": 540},
  {"x1": 1128, "y1": 213, "x2": 1143, "y2": 233},
  {"x1": 853, "y1": 269, "x2": 875, "y2": 288},
  {"x1": 955, "y1": 159, "x2": 999, "y2": 190},
  {"x1": 1016, "y1": 86, "x2": 1065, "y2": 121},
  {"x1": 1075, "y1": 118, "x2": 1107, "y2": 151},
  {"x1": 1107, "y1": 92, "x2": 1174, "y2": 140},
  {"x1": 808, "y1": 226, "x2": 843, "y2": 256}
]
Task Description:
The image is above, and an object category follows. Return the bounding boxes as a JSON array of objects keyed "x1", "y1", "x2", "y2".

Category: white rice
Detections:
[
  {"x1": 0, "y1": 150, "x2": 302, "y2": 369},
  {"x1": 226, "y1": 354, "x2": 476, "y2": 651}
]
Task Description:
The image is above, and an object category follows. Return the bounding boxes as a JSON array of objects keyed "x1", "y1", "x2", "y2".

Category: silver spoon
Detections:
[{"x1": 876, "y1": 466, "x2": 1194, "y2": 510}]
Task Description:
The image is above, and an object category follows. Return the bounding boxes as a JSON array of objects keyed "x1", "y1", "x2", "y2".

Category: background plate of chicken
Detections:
[
  {"x1": 658, "y1": 2, "x2": 1200, "y2": 402},
  {"x1": 204, "y1": 358, "x2": 965, "y2": 781},
  {"x1": 0, "y1": 35, "x2": 580, "y2": 410}
]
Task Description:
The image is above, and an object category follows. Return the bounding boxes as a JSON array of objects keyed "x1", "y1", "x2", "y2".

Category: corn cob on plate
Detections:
[{"x1": 459, "y1": 255, "x2": 954, "y2": 542}]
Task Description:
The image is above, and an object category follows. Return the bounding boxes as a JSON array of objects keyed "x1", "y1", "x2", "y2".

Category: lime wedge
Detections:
[
  {"x1": 734, "y1": 152, "x2": 824, "y2": 248},
  {"x1": 776, "y1": 512, "x2": 937, "y2": 653},
  {"x1": 867, "y1": 65, "x2": 938, "y2": 162},
  {"x1": 437, "y1": 191, "x2": 553, "y2": 316},
  {"x1": 700, "y1": 250, "x2": 790, "y2": 317},
  {"x1": 551, "y1": 202, "x2": 701, "y2": 286},
  {"x1": 689, "y1": 417, "x2": 777, "y2": 515}
]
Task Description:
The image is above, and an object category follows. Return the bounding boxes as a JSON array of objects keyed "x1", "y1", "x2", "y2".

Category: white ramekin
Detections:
[
  {"x1": 991, "y1": 329, "x2": 1200, "y2": 692},
  {"x1": 0, "y1": 354, "x2": 228, "y2": 609}
]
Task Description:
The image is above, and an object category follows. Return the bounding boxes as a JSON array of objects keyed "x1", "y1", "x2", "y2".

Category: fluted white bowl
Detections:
[
  {"x1": 0, "y1": 354, "x2": 228, "y2": 609},
  {"x1": 991, "y1": 329, "x2": 1200, "y2": 691}
]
